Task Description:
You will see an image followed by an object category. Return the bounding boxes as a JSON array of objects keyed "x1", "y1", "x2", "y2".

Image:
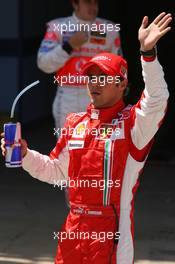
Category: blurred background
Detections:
[{"x1": 0, "y1": 0, "x2": 175, "y2": 263}]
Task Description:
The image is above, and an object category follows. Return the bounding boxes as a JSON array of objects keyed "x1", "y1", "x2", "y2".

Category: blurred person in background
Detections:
[{"x1": 37, "y1": 0, "x2": 122, "y2": 131}]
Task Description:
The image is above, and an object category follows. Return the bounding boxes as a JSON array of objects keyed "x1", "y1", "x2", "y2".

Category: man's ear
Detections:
[{"x1": 117, "y1": 79, "x2": 128, "y2": 92}]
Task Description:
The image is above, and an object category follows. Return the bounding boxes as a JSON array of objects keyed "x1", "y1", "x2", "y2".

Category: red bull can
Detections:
[{"x1": 4, "y1": 122, "x2": 22, "y2": 168}]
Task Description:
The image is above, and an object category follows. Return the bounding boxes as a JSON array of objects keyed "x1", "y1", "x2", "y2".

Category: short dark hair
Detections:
[
  {"x1": 70, "y1": 0, "x2": 79, "y2": 4},
  {"x1": 71, "y1": 0, "x2": 99, "y2": 4}
]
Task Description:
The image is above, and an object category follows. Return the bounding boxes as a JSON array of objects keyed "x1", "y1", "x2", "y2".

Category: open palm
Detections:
[{"x1": 139, "y1": 12, "x2": 172, "y2": 51}]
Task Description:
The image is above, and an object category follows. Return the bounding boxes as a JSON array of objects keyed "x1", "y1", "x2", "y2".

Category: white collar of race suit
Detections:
[{"x1": 72, "y1": 12, "x2": 94, "y2": 25}]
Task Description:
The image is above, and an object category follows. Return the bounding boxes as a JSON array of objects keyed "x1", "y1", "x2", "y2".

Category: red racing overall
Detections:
[{"x1": 22, "y1": 57, "x2": 169, "y2": 263}]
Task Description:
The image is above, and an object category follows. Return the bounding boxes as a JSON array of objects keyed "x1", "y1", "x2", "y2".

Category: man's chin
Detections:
[
  {"x1": 90, "y1": 97, "x2": 105, "y2": 108},
  {"x1": 87, "y1": 13, "x2": 97, "y2": 21},
  {"x1": 92, "y1": 100, "x2": 104, "y2": 109}
]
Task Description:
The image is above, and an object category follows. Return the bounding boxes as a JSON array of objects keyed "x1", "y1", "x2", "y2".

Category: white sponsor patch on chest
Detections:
[
  {"x1": 95, "y1": 120, "x2": 125, "y2": 140},
  {"x1": 91, "y1": 109, "x2": 100, "y2": 119},
  {"x1": 110, "y1": 120, "x2": 125, "y2": 140},
  {"x1": 68, "y1": 140, "x2": 84, "y2": 150}
]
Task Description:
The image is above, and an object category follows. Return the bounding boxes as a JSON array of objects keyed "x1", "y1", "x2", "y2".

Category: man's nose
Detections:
[{"x1": 91, "y1": 83, "x2": 103, "y2": 91}]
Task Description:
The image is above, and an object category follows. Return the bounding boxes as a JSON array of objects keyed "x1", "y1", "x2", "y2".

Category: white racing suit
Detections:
[{"x1": 37, "y1": 12, "x2": 122, "y2": 130}]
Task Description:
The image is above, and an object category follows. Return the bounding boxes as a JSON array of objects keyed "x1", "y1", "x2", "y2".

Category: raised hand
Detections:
[
  {"x1": 69, "y1": 31, "x2": 88, "y2": 49},
  {"x1": 139, "y1": 12, "x2": 172, "y2": 51}
]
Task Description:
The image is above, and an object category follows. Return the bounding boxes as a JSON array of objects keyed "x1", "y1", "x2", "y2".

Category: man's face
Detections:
[
  {"x1": 86, "y1": 65, "x2": 127, "y2": 108},
  {"x1": 73, "y1": 0, "x2": 98, "y2": 21}
]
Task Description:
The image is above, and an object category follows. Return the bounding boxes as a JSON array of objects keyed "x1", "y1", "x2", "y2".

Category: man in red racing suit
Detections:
[{"x1": 1, "y1": 12, "x2": 172, "y2": 264}]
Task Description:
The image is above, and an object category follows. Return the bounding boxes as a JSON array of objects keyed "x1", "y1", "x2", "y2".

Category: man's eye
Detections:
[
  {"x1": 88, "y1": 75, "x2": 97, "y2": 84},
  {"x1": 98, "y1": 75, "x2": 107, "y2": 81}
]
